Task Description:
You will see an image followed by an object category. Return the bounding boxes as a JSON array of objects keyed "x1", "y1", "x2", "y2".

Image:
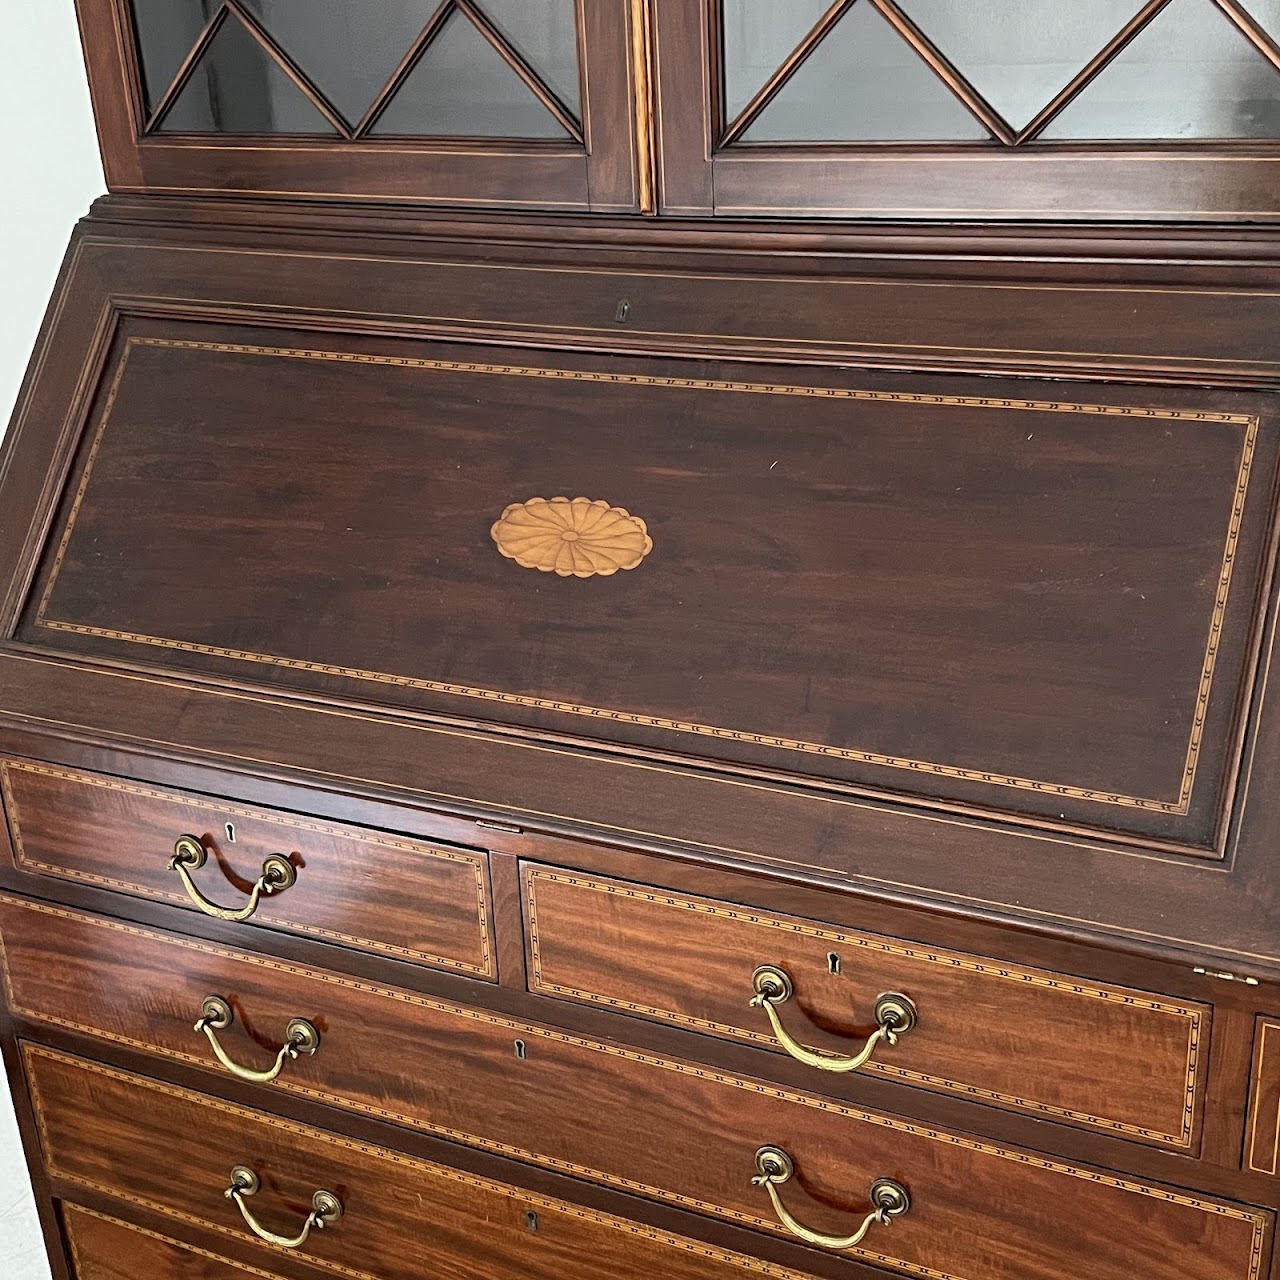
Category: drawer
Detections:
[
  {"x1": 1247, "y1": 1018, "x2": 1280, "y2": 1177},
  {"x1": 37, "y1": 1050, "x2": 829, "y2": 1280},
  {"x1": 4, "y1": 897, "x2": 1268, "y2": 1280},
  {"x1": 18, "y1": 318, "x2": 1280, "y2": 855},
  {"x1": 522, "y1": 867, "x2": 1209, "y2": 1150},
  {"x1": 0, "y1": 759, "x2": 494, "y2": 979},
  {"x1": 63, "y1": 1204, "x2": 285, "y2": 1280}
]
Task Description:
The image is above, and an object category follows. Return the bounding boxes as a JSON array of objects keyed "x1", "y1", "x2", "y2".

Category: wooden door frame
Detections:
[
  {"x1": 73, "y1": 0, "x2": 648, "y2": 212},
  {"x1": 653, "y1": 0, "x2": 1280, "y2": 221}
]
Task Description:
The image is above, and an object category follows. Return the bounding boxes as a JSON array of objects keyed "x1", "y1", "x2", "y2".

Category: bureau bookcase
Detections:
[{"x1": 3, "y1": 3, "x2": 1280, "y2": 1279}]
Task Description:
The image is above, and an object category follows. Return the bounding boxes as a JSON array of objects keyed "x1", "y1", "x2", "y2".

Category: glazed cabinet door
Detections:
[
  {"x1": 655, "y1": 0, "x2": 1280, "y2": 219},
  {"x1": 76, "y1": 0, "x2": 649, "y2": 211}
]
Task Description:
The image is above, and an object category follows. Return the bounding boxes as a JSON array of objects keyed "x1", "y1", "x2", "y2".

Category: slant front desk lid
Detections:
[
  {"x1": 18, "y1": 317, "x2": 1276, "y2": 849},
  {"x1": 3, "y1": 226, "x2": 1280, "y2": 970}
]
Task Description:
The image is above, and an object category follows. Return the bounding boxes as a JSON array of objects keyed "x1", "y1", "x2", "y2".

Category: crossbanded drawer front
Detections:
[
  {"x1": 4, "y1": 898, "x2": 1268, "y2": 1280},
  {"x1": 522, "y1": 866, "x2": 1207, "y2": 1150},
  {"x1": 63, "y1": 1204, "x2": 289, "y2": 1280},
  {"x1": 0, "y1": 759, "x2": 494, "y2": 979},
  {"x1": 36, "y1": 1050, "x2": 828, "y2": 1280}
]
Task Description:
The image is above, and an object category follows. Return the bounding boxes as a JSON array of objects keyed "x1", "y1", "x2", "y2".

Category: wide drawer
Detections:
[
  {"x1": 3, "y1": 896, "x2": 1268, "y2": 1280},
  {"x1": 35, "y1": 1050, "x2": 817, "y2": 1280},
  {"x1": 63, "y1": 1204, "x2": 287, "y2": 1280},
  {"x1": 522, "y1": 866, "x2": 1208, "y2": 1149},
  {"x1": 0, "y1": 759, "x2": 495, "y2": 979}
]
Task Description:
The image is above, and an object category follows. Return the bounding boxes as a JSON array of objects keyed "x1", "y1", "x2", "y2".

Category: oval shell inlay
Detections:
[{"x1": 490, "y1": 497, "x2": 653, "y2": 578}]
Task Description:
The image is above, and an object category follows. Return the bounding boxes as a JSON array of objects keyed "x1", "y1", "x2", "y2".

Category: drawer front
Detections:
[
  {"x1": 523, "y1": 866, "x2": 1207, "y2": 1149},
  {"x1": 36, "y1": 1050, "x2": 826, "y2": 1280},
  {"x1": 0, "y1": 759, "x2": 494, "y2": 979},
  {"x1": 63, "y1": 1204, "x2": 286, "y2": 1280},
  {"x1": 1248, "y1": 1018, "x2": 1280, "y2": 1177},
  {"x1": 4, "y1": 897, "x2": 1267, "y2": 1280},
  {"x1": 17, "y1": 318, "x2": 1280, "y2": 851}
]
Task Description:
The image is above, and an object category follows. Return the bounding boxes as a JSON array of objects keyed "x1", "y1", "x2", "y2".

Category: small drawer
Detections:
[
  {"x1": 63, "y1": 1204, "x2": 285, "y2": 1280},
  {"x1": 0, "y1": 758, "x2": 494, "y2": 979},
  {"x1": 37, "y1": 1051, "x2": 831, "y2": 1280},
  {"x1": 5, "y1": 898, "x2": 1266, "y2": 1280},
  {"x1": 523, "y1": 866, "x2": 1208, "y2": 1150},
  {"x1": 1247, "y1": 1017, "x2": 1280, "y2": 1176}
]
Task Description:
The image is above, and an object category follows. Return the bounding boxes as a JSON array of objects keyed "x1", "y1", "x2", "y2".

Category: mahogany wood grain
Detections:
[
  {"x1": 14, "y1": 10, "x2": 1280, "y2": 1280},
  {"x1": 72, "y1": 0, "x2": 641, "y2": 213},
  {"x1": 652, "y1": 0, "x2": 1280, "y2": 222},
  {"x1": 5, "y1": 899, "x2": 1272, "y2": 1280},
  {"x1": 9, "y1": 641, "x2": 1280, "y2": 981},
  {"x1": 6, "y1": 223, "x2": 1280, "y2": 975},
  {"x1": 0, "y1": 1003, "x2": 73, "y2": 1280},
  {"x1": 522, "y1": 865, "x2": 1209, "y2": 1150},
  {"x1": 63, "y1": 1204, "x2": 289, "y2": 1280},
  {"x1": 35, "y1": 1049, "x2": 839, "y2": 1280},
  {"x1": 0, "y1": 758, "x2": 495, "y2": 980},
  {"x1": 1248, "y1": 1019, "x2": 1280, "y2": 1177},
  {"x1": 17, "y1": 314, "x2": 1279, "y2": 851}
]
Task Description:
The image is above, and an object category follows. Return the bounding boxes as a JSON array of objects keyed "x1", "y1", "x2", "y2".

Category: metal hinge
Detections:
[{"x1": 1193, "y1": 966, "x2": 1259, "y2": 986}]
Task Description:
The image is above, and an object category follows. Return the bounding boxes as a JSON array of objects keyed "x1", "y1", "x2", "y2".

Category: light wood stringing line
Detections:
[
  {"x1": 59, "y1": 1181, "x2": 820, "y2": 1280},
  {"x1": 20, "y1": 652, "x2": 1280, "y2": 974}
]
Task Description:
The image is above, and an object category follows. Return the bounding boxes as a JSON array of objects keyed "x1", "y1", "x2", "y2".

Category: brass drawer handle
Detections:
[
  {"x1": 169, "y1": 834, "x2": 296, "y2": 922},
  {"x1": 752, "y1": 1146, "x2": 909, "y2": 1251},
  {"x1": 225, "y1": 1165, "x2": 342, "y2": 1250},
  {"x1": 195, "y1": 995, "x2": 320, "y2": 1084},
  {"x1": 750, "y1": 965, "x2": 916, "y2": 1073}
]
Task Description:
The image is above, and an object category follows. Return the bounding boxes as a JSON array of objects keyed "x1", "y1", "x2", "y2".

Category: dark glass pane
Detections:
[
  {"x1": 372, "y1": 10, "x2": 569, "y2": 137},
  {"x1": 743, "y1": 1, "x2": 990, "y2": 141},
  {"x1": 130, "y1": 0, "x2": 218, "y2": 111},
  {"x1": 477, "y1": 0, "x2": 581, "y2": 115},
  {"x1": 239, "y1": 0, "x2": 439, "y2": 126},
  {"x1": 721, "y1": 0, "x2": 833, "y2": 124},
  {"x1": 158, "y1": 12, "x2": 340, "y2": 134},
  {"x1": 895, "y1": 0, "x2": 1145, "y2": 130},
  {"x1": 1045, "y1": 0, "x2": 1280, "y2": 137}
]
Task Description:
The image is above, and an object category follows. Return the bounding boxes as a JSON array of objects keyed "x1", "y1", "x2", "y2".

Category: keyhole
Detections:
[
  {"x1": 514, "y1": 1039, "x2": 527, "y2": 1060},
  {"x1": 225, "y1": 823, "x2": 236, "y2": 844},
  {"x1": 614, "y1": 298, "x2": 631, "y2": 323},
  {"x1": 828, "y1": 952, "x2": 841, "y2": 975},
  {"x1": 525, "y1": 1211, "x2": 539, "y2": 1232}
]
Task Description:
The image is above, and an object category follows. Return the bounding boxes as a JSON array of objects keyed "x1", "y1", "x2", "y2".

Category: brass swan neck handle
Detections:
[
  {"x1": 752, "y1": 1145, "x2": 910, "y2": 1251},
  {"x1": 225, "y1": 1166, "x2": 342, "y2": 1250},
  {"x1": 750, "y1": 965, "x2": 916, "y2": 1074},
  {"x1": 169, "y1": 834, "x2": 296, "y2": 922}
]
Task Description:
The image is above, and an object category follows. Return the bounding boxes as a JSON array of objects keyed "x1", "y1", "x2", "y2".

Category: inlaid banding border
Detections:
[
  {"x1": 0, "y1": 758, "x2": 495, "y2": 979},
  {"x1": 22, "y1": 1040, "x2": 1269, "y2": 1280},
  {"x1": 523, "y1": 868, "x2": 1204, "y2": 1149},
  {"x1": 1247, "y1": 1018, "x2": 1280, "y2": 1176},
  {"x1": 29, "y1": 336, "x2": 1262, "y2": 818}
]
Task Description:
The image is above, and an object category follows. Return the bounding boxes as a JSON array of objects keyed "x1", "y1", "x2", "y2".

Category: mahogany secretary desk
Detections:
[{"x1": 3, "y1": 3, "x2": 1280, "y2": 1279}]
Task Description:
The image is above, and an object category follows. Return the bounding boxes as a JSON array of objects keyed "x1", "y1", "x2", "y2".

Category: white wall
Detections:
[{"x1": 0, "y1": 3, "x2": 105, "y2": 1277}]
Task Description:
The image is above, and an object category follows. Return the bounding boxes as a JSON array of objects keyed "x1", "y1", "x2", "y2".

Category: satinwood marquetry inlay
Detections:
[{"x1": 491, "y1": 496, "x2": 653, "y2": 578}]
